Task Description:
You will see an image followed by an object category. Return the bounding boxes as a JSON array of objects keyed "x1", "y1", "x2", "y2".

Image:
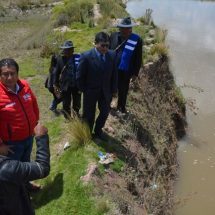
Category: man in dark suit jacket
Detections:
[
  {"x1": 110, "y1": 17, "x2": 143, "y2": 113},
  {"x1": 77, "y1": 32, "x2": 117, "y2": 139}
]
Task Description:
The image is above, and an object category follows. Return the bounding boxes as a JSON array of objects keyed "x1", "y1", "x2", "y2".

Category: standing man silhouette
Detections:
[
  {"x1": 110, "y1": 17, "x2": 143, "y2": 113},
  {"x1": 77, "y1": 32, "x2": 117, "y2": 140},
  {"x1": 53, "y1": 40, "x2": 81, "y2": 119}
]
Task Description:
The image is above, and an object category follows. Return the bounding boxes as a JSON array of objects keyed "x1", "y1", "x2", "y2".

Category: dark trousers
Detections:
[
  {"x1": 83, "y1": 90, "x2": 110, "y2": 134},
  {"x1": 117, "y1": 72, "x2": 130, "y2": 111},
  {"x1": 6, "y1": 136, "x2": 33, "y2": 162},
  {"x1": 62, "y1": 86, "x2": 81, "y2": 118},
  {"x1": 50, "y1": 93, "x2": 62, "y2": 110}
]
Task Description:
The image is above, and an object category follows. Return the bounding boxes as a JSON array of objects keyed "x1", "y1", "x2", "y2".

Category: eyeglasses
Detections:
[
  {"x1": 100, "y1": 43, "x2": 109, "y2": 48},
  {"x1": 0, "y1": 72, "x2": 17, "y2": 78}
]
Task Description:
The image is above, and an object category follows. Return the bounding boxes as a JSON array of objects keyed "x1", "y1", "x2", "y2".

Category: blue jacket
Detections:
[
  {"x1": 110, "y1": 32, "x2": 143, "y2": 77},
  {"x1": 0, "y1": 134, "x2": 50, "y2": 215}
]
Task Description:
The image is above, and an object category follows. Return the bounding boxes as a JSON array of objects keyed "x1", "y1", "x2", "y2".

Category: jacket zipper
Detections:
[
  {"x1": 16, "y1": 94, "x2": 31, "y2": 136},
  {"x1": 7, "y1": 124, "x2": 12, "y2": 140}
]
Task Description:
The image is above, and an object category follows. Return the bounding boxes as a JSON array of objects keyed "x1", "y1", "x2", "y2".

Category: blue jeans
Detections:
[
  {"x1": 6, "y1": 136, "x2": 33, "y2": 162},
  {"x1": 49, "y1": 94, "x2": 62, "y2": 110}
]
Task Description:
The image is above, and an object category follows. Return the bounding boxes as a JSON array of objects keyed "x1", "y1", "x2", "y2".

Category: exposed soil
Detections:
[{"x1": 91, "y1": 56, "x2": 186, "y2": 215}]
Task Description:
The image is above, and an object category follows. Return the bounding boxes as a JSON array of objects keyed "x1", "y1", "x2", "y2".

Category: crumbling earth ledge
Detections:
[{"x1": 93, "y1": 55, "x2": 186, "y2": 215}]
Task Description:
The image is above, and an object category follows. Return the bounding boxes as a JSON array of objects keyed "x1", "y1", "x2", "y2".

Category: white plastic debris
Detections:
[
  {"x1": 151, "y1": 184, "x2": 158, "y2": 190},
  {"x1": 63, "y1": 142, "x2": 71, "y2": 150}
]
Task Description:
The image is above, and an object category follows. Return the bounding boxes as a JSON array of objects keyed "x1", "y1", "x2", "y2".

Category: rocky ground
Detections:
[{"x1": 85, "y1": 56, "x2": 186, "y2": 215}]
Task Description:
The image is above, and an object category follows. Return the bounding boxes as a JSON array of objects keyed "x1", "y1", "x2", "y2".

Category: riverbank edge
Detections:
[{"x1": 91, "y1": 54, "x2": 186, "y2": 214}]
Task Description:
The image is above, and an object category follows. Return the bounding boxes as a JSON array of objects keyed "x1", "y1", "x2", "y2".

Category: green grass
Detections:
[
  {"x1": 97, "y1": 0, "x2": 127, "y2": 19},
  {"x1": 33, "y1": 146, "x2": 103, "y2": 215},
  {"x1": 53, "y1": 0, "x2": 95, "y2": 27}
]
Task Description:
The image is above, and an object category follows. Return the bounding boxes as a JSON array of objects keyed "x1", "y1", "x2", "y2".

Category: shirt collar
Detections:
[
  {"x1": 7, "y1": 83, "x2": 19, "y2": 94},
  {"x1": 94, "y1": 48, "x2": 106, "y2": 61}
]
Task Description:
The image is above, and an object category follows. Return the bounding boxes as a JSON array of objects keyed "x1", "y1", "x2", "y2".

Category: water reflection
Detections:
[{"x1": 127, "y1": 0, "x2": 215, "y2": 214}]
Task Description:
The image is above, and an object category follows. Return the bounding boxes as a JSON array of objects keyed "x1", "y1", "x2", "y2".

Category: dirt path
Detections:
[{"x1": 93, "y1": 3, "x2": 102, "y2": 25}]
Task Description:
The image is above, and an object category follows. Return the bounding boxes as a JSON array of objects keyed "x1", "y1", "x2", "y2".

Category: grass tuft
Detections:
[
  {"x1": 150, "y1": 43, "x2": 168, "y2": 58},
  {"x1": 68, "y1": 117, "x2": 92, "y2": 146}
]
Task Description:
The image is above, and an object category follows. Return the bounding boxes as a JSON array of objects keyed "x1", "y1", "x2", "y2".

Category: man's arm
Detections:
[
  {"x1": 110, "y1": 51, "x2": 118, "y2": 95},
  {"x1": 53, "y1": 56, "x2": 62, "y2": 87},
  {"x1": 76, "y1": 53, "x2": 87, "y2": 92},
  {"x1": 0, "y1": 124, "x2": 50, "y2": 185},
  {"x1": 133, "y1": 37, "x2": 143, "y2": 77}
]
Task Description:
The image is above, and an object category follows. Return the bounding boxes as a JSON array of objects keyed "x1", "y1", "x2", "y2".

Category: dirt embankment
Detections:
[{"x1": 93, "y1": 56, "x2": 186, "y2": 215}]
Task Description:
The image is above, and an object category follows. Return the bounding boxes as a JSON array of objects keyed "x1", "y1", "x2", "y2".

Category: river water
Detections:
[{"x1": 127, "y1": 0, "x2": 215, "y2": 214}]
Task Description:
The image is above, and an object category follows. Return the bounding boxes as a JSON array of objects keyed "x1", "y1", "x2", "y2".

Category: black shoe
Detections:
[
  {"x1": 121, "y1": 108, "x2": 129, "y2": 114},
  {"x1": 94, "y1": 131, "x2": 108, "y2": 141}
]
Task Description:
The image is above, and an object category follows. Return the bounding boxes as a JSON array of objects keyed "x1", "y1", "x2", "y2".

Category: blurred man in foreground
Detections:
[{"x1": 0, "y1": 124, "x2": 50, "y2": 215}]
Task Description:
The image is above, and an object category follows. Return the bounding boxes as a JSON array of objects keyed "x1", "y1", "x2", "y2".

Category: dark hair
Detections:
[
  {"x1": 0, "y1": 58, "x2": 19, "y2": 73},
  {"x1": 95, "y1": 32, "x2": 110, "y2": 44}
]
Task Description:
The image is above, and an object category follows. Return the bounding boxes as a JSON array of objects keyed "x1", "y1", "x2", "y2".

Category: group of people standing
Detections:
[
  {"x1": 0, "y1": 17, "x2": 142, "y2": 214},
  {"x1": 48, "y1": 17, "x2": 143, "y2": 139}
]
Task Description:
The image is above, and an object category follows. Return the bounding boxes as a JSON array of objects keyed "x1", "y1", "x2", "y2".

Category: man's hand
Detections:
[
  {"x1": 34, "y1": 124, "x2": 48, "y2": 137},
  {"x1": 53, "y1": 85, "x2": 62, "y2": 99},
  {"x1": 112, "y1": 92, "x2": 118, "y2": 98},
  {"x1": 131, "y1": 75, "x2": 137, "y2": 82},
  {"x1": 0, "y1": 144, "x2": 14, "y2": 156}
]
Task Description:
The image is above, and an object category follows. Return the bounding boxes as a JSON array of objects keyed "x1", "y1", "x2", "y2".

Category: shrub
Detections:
[
  {"x1": 154, "y1": 28, "x2": 167, "y2": 44},
  {"x1": 97, "y1": 0, "x2": 128, "y2": 19},
  {"x1": 150, "y1": 43, "x2": 168, "y2": 58},
  {"x1": 54, "y1": 0, "x2": 94, "y2": 27},
  {"x1": 68, "y1": 117, "x2": 92, "y2": 146},
  {"x1": 55, "y1": 13, "x2": 70, "y2": 26},
  {"x1": 17, "y1": 0, "x2": 31, "y2": 10}
]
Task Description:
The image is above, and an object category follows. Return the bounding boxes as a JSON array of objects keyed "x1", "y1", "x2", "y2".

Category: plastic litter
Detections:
[
  {"x1": 98, "y1": 151, "x2": 115, "y2": 164},
  {"x1": 98, "y1": 151, "x2": 107, "y2": 161},
  {"x1": 63, "y1": 142, "x2": 71, "y2": 150},
  {"x1": 151, "y1": 184, "x2": 158, "y2": 190}
]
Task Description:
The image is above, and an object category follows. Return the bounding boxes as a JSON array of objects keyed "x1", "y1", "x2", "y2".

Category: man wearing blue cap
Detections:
[
  {"x1": 53, "y1": 40, "x2": 81, "y2": 119},
  {"x1": 110, "y1": 17, "x2": 143, "y2": 114}
]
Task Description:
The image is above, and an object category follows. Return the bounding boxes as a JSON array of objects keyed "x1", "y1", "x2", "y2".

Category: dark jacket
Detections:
[
  {"x1": 53, "y1": 55, "x2": 78, "y2": 91},
  {"x1": 76, "y1": 48, "x2": 118, "y2": 102},
  {"x1": 0, "y1": 134, "x2": 50, "y2": 215},
  {"x1": 110, "y1": 31, "x2": 143, "y2": 77}
]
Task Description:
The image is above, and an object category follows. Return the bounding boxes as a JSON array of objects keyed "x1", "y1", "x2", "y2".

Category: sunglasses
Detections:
[{"x1": 100, "y1": 43, "x2": 109, "y2": 48}]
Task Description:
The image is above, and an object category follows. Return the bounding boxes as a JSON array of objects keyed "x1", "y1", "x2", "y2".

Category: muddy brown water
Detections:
[{"x1": 127, "y1": 0, "x2": 215, "y2": 214}]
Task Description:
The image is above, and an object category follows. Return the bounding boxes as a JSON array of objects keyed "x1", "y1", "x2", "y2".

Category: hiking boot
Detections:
[{"x1": 93, "y1": 131, "x2": 108, "y2": 141}]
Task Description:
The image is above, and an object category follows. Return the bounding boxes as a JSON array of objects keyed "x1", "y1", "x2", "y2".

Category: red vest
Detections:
[{"x1": 0, "y1": 79, "x2": 39, "y2": 142}]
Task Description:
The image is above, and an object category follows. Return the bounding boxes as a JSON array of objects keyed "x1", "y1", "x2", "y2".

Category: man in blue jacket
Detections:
[
  {"x1": 110, "y1": 17, "x2": 143, "y2": 114},
  {"x1": 77, "y1": 32, "x2": 118, "y2": 140},
  {"x1": 0, "y1": 124, "x2": 50, "y2": 215}
]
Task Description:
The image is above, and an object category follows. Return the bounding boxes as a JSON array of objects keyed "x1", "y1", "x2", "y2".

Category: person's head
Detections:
[
  {"x1": 94, "y1": 32, "x2": 110, "y2": 54},
  {"x1": 117, "y1": 17, "x2": 137, "y2": 39},
  {"x1": 0, "y1": 58, "x2": 19, "y2": 90},
  {"x1": 60, "y1": 40, "x2": 74, "y2": 57}
]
